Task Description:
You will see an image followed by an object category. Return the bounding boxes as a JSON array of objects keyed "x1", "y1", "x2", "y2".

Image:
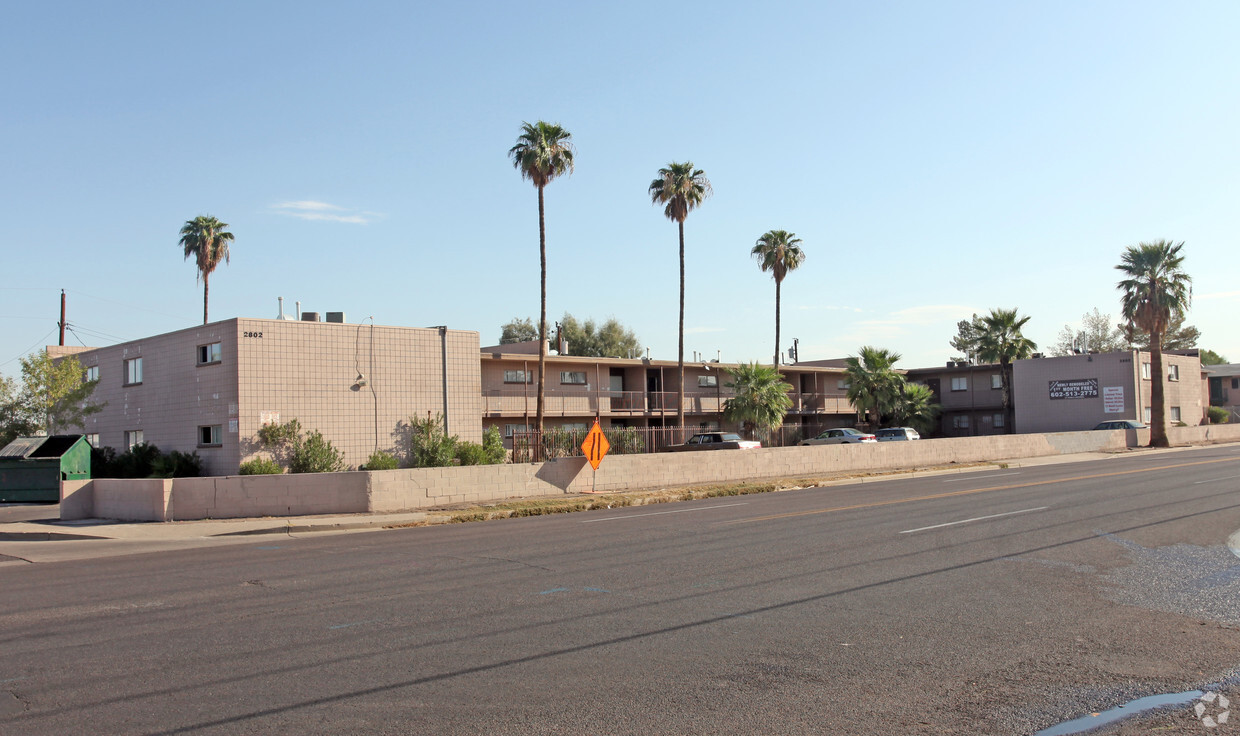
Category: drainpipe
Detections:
[{"x1": 436, "y1": 326, "x2": 449, "y2": 435}]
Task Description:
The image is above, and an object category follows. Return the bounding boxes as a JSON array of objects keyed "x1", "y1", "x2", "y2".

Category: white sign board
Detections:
[{"x1": 1102, "y1": 386, "x2": 1124, "y2": 413}]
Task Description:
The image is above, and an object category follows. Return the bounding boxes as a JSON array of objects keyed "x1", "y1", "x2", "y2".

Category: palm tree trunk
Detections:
[
  {"x1": 1001, "y1": 360, "x2": 1013, "y2": 433},
  {"x1": 774, "y1": 278, "x2": 781, "y2": 367},
  {"x1": 1149, "y1": 334, "x2": 1169, "y2": 447},
  {"x1": 536, "y1": 185, "x2": 547, "y2": 450},
  {"x1": 202, "y1": 272, "x2": 210, "y2": 325},
  {"x1": 677, "y1": 219, "x2": 686, "y2": 439}
]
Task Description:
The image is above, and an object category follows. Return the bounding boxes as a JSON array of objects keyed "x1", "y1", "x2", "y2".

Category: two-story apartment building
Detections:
[
  {"x1": 1202, "y1": 363, "x2": 1240, "y2": 423},
  {"x1": 907, "y1": 362, "x2": 1009, "y2": 437}
]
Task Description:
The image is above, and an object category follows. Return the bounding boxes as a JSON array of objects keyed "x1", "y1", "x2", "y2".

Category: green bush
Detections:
[
  {"x1": 239, "y1": 457, "x2": 284, "y2": 475},
  {"x1": 482, "y1": 426, "x2": 507, "y2": 464},
  {"x1": 1207, "y1": 406, "x2": 1230, "y2": 424},
  {"x1": 151, "y1": 450, "x2": 203, "y2": 478},
  {"x1": 92, "y1": 444, "x2": 203, "y2": 478},
  {"x1": 408, "y1": 413, "x2": 458, "y2": 467},
  {"x1": 603, "y1": 427, "x2": 644, "y2": 455},
  {"x1": 289, "y1": 430, "x2": 346, "y2": 473},
  {"x1": 364, "y1": 450, "x2": 399, "y2": 470},
  {"x1": 455, "y1": 441, "x2": 488, "y2": 466}
]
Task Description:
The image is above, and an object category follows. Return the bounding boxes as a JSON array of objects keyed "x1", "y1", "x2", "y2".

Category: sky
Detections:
[{"x1": 2, "y1": 1, "x2": 1237, "y2": 378}]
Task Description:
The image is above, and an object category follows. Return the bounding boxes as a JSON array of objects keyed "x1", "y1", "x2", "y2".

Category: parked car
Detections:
[
  {"x1": 875, "y1": 427, "x2": 921, "y2": 441},
  {"x1": 798, "y1": 428, "x2": 877, "y2": 446},
  {"x1": 1093, "y1": 420, "x2": 1147, "y2": 430},
  {"x1": 662, "y1": 432, "x2": 761, "y2": 452}
]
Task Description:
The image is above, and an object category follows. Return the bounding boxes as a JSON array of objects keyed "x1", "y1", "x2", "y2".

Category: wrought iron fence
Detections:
[{"x1": 510, "y1": 423, "x2": 823, "y2": 462}]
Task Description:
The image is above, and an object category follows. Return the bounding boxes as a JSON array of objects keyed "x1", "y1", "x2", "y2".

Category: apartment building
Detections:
[
  {"x1": 1204, "y1": 363, "x2": 1240, "y2": 423},
  {"x1": 479, "y1": 342, "x2": 858, "y2": 443},
  {"x1": 906, "y1": 362, "x2": 1010, "y2": 437},
  {"x1": 1012, "y1": 350, "x2": 1203, "y2": 433},
  {"x1": 53, "y1": 317, "x2": 481, "y2": 475}
]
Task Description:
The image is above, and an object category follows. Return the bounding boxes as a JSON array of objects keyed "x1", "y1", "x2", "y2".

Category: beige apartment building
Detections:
[
  {"x1": 479, "y1": 342, "x2": 858, "y2": 444},
  {"x1": 1012, "y1": 350, "x2": 1203, "y2": 434},
  {"x1": 907, "y1": 362, "x2": 1009, "y2": 437},
  {"x1": 53, "y1": 317, "x2": 481, "y2": 475},
  {"x1": 1203, "y1": 363, "x2": 1240, "y2": 423}
]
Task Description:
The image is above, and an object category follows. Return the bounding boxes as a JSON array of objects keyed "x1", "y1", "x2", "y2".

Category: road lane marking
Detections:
[
  {"x1": 942, "y1": 473, "x2": 1020, "y2": 483},
  {"x1": 1193, "y1": 474, "x2": 1240, "y2": 485},
  {"x1": 727, "y1": 455, "x2": 1240, "y2": 525},
  {"x1": 899, "y1": 506, "x2": 1048, "y2": 534},
  {"x1": 581, "y1": 502, "x2": 748, "y2": 523}
]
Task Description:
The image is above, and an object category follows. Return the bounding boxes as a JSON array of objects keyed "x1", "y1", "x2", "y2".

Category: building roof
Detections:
[{"x1": 1203, "y1": 363, "x2": 1240, "y2": 377}]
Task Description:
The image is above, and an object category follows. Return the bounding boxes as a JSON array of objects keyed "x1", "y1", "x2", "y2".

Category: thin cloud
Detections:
[{"x1": 270, "y1": 200, "x2": 379, "y2": 224}]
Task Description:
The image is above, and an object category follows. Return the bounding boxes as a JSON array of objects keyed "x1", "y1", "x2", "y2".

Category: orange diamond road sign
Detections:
[{"x1": 580, "y1": 419, "x2": 610, "y2": 471}]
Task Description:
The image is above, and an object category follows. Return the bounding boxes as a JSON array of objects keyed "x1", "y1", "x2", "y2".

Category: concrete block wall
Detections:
[{"x1": 61, "y1": 427, "x2": 1240, "y2": 522}]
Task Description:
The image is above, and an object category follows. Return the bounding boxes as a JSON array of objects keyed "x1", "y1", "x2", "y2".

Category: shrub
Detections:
[
  {"x1": 151, "y1": 450, "x2": 203, "y2": 478},
  {"x1": 289, "y1": 430, "x2": 346, "y2": 473},
  {"x1": 455, "y1": 441, "x2": 488, "y2": 466},
  {"x1": 239, "y1": 457, "x2": 284, "y2": 475},
  {"x1": 408, "y1": 413, "x2": 457, "y2": 467},
  {"x1": 364, "y1": 450, "x2": 399, "y2": 470},
  {"x1": 603, "y1": 427, "x2": 645, "y2": 455},
  {"x1": 1207, "y1": 406, "x2": 1230, "y2": 424},
  {"x1": 482, "y1": 426, "x2": 507, "y2": 464}
]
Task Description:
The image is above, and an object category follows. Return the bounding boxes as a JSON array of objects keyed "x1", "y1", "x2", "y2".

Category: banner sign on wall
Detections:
[
  {"x1": 1049, "y1": 378, "x2": 1099, "y2": 400},
  {"x1": 1102, "y1": 386, "x2": 1125, "y2": 413}
]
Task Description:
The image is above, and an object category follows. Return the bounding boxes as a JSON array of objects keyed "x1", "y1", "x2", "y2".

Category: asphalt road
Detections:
[{"x1": 2, "y1": 446, "x2": 1239, "y2": 735}]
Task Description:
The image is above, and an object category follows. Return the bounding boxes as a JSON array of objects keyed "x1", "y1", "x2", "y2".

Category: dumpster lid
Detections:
[
  {"x1": 0, "y1": 436, "x2": 48, "y2": 459},
  {"x1": 28, "y1": 435, "x2": 86, "y2": 458}
]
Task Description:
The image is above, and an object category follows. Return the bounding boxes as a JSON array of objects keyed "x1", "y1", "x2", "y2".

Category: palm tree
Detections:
[
  {"x1": 179, "y1": 215, "x2": 234, "y2": 325},
  {"x1": 1116, "y1": 240, "x2": 1192, "y2": 448},
  {"x1": 891, "y1": 382, "x2": 940, "y2": 436},
  {"x1": 509, "y1": 121, "x2": 575, "y2": 439},
  {"x1": 844, "y1": 346, "x2": 905, "y2": 429},
  {"x1": 723, "y1": 362, "x2": 792, "y2": 440},
  {"x1": 975, "y1": 308, "x2": 1037, "y2": 433},
  {"x1": 649, "y1": 162, "x2": 712, "y2": 436},
  {"x1": 751, "y1": 230, "x2": 806, "y2": 366}
]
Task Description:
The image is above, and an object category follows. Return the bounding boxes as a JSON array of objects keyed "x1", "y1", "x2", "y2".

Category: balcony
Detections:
[{"x1": 482, "y1": 388, "x2": 857, "y2": 418}]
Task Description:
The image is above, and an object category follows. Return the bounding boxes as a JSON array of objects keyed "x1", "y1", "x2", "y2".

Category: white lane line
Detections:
[
  {"x1": 899, "y1": 506, "x2": 1049, "y2": 534},
  {"x1": 942, "y1": 473, "x2": 1021, "y2": 483},
  {"x1": 581, "y1": 502, "x2": 749, "y2": 523},
  {"x1": 1193, "y1": 475, "x2": 1240, "y2": 485}
]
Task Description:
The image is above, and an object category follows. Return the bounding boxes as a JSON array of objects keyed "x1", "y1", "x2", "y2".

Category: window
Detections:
[
  {"x1": 560, "y1": 371, "x2": 587, "y2": 385},
  {"x1": 1141, "y1": 362, "x2": 1151, "y2": 380},
  {"x1": 84, "y1": 365, "x2": 99, "y2": 382},
  {"x1": 952, "y1": 415, "x2": 970, "y2": 429},
  {"x1": 698, "y1": 375, "x2": 717, "y2": 388},
  {"x1": 561, "y1": 423, "x2": 587, "y2": 434},
  {"x1": 1233, "y1": 378, "x2": 1239, "y2": 390},
  {"x1": 124, "y1": 357, "x2": 143, "y2": 385},
  {"x1": 125, "y1": 430, "x2": 144, "y2": 449},
  {"x1": 991, "y1": 374, "x2": 1002, "y2": 390},
  {"x1": 503, "y1": 370, "x2": 532, "y2": 384},
  {"x1": 1167, "y1": 365, "x2": 1180, "y2": 381},
  {"x1": 950, "y1": 376, "x2": 968, "y2": 392},
  {"x1": 1143, "y1": 407, "x2": 1152, "y2": 423},
  {"x1": 1170, "y1": 406, "x2": 1181, "y2": 422},
  {"x1": 503, "y1": 424, "x2": 530, "y2": 438},
  {"x1": 198, "y1": 425, "x2": 222, "y2": 446},
  {"x1": 198, "y1": 342, "x2": 222, "y2": 365},
  {"x1": 993, "y1": 413, "x2": 1005, "y2": 428},
  {"x1": 836, "y1": 379, "x2": 849, "y2": 390},
  {"x1": 84, "y1": 433, "x2": 99, "y2": 448}
]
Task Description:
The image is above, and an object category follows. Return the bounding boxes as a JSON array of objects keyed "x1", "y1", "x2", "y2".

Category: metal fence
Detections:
[{"x1": 510, "y1": 424, "x2": 823, "y2": 463}]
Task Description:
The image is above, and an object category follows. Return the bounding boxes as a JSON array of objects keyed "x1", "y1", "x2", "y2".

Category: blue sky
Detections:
[{"x1": 3, "y1": 1, "x2": 1237, "y2": 376}]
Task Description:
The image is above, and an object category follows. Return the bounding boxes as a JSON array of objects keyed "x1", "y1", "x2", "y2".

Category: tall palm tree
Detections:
[
  {"x1": 975, "y1": 308, "x2": 1037, "y2": 433},
  {"x1": 649, "y1": 162, "x2": 711, "y2": 436},
  {"x1": 722, "y1": 362, "x2": 792, "y2": 440},
  {"x1": 1116, "y1": 240, "x2": 1192, "y2": 448},
  {"x1": 179, "y1": 215, "x2": 234, "y2": 325},
  {"x1": 508, "y1": 121, "x2": 574, "y2": 439},
  {"x1": 751, "y1": 230, "x2": 806, "y2": 367},
  {"x1": 844, "y1": 346, "x2": 905, "y2": 429}
]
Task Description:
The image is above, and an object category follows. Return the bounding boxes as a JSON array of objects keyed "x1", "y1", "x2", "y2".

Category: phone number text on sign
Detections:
[{"x1": 1049, "y1": 378, "x2": 1098, "y2": 399}]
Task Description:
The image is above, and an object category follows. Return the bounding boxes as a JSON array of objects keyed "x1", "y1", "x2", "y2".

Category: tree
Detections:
[
  {"x1": 0, "y1": 353, "x2": 104, "y2": 446},
  {"x1": 499, "y1": 317, "x2": 539, "y2": 344},
  {"x1": 751, "y1": 230, "x2": 806, "y2": 366},
  {"x1": 844, "y1": 346, "x2": 906, "y2": 429},
  {"x1": 1050, "y1": 308, "x2": 1129, "y2": 356},
  {"x1": 975, "y1": 308, "x2": 1037, "y2": 433},
  {"x1": 722, "y1": 362, "x2": 792, "y2": 439},
  {"x1": 509, "y1": 121, "x2": 575, "y2": 437},
  {"x1": 1117, "y1": 239, "x2": 1192, "y2": 448},
  {"x1": 949, "y1": 314, "x2": 984, "y2": 363},
  {"x1": 557, "y1": 313, "x2": 641, "y2": 358},
  {"x1": 891, "y1": 382, "x2": 940, "y2": 436},
  {"x1": 649, "y1": 162, "x2": 712, "y2": 435},
  {"x1": 1200, "y1": 349, "x2": 1228, "y2": 366},
  {"x1": 179, "y1": 215, "x2": 234, "y2": 325},
  {"x1": 1131, "y1": 309, "x2": 1200, "y2": 351}
]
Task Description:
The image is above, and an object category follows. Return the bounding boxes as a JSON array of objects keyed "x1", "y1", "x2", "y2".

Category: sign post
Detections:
[{"x1": 579, "y1": 419, "x2": 610, "y2": 493}]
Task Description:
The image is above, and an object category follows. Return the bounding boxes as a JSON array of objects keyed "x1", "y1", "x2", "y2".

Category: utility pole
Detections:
[{"x1": 58, "y1": 289, "x2": 66, "y2": 346}]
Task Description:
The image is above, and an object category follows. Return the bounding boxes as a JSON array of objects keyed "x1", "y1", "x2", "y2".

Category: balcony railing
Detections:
[{"x1": 483, "y1": 388, "x2": 856, "y2": 417}]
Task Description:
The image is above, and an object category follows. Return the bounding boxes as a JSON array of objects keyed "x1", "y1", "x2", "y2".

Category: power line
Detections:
[{"x1": 0, "y1": 329, "x2": 57, "y2": 368}]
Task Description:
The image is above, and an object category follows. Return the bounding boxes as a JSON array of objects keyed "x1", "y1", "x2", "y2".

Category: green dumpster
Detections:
[{"x1": 0, "y1": 435, "x2": 92, "y2": 503}]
